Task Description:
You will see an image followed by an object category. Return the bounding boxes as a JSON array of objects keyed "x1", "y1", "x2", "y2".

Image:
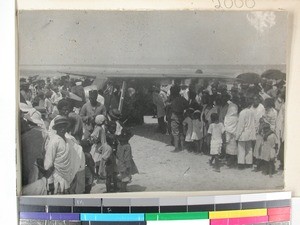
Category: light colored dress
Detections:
[
  {"x1": 224, "y1": 102, "x2": 238, "y2": 155},
  {"x1": 191, "y1": 119, "x2": 204, "y2": 141},
  {"x1": 183, "y1": 117, "x2": 193, "y2": 142},
  {"x1": 208, "y1": 123, "x2": 225, "y2": 155}
]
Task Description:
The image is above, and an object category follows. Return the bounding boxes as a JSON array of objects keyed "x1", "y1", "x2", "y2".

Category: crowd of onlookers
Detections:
[
  {"x1": 152, "y1": 78, "x2": 285, "y2": 175},
  {"x1": 20, "y1": 75, "x2": 138, "y2": 195},
  {"x1": 19, "y1": 74, "x2": 286, "y2": 195}
]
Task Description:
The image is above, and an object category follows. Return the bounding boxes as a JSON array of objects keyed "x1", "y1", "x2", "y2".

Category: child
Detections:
[
  {"x1": 253, "y1": 118, "x2": 265, "y2": 172},
  {"x1": 80, "y1": 139, "x2": 95, "y2": 194},
  {"x1": 182, "y1": 108, "x2": 194, "y2": 152},
  {"x1": 260, "y1": 123, "x2": 278, "y2": 177},
  {"x1": 191, "y1": 110, "x2": 204, "y2": 154},
  {"x1": 105, "y1": 134, "x2": 118, "y2": 192},
  {"x1": 208, "y1": 113, "x2": 225, "y2": 172},
  {"x1": 116, "y1": 128, "x2": 138, "y2": 192},
  {"x1": 90, "y1": 115, "x2": 106, "y2": 178},
  {"x1": 108, "y1": 109, "x2": 123, "y2": 135}
]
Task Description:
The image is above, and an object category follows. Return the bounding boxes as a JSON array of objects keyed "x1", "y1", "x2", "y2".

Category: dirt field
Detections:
[{"x1": 91, "y1": 116, "x2": 284, "y2": 193}]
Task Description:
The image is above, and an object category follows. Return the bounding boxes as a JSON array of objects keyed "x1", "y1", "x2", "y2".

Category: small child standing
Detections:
[
  {"x1": 90, "y1": 115, "x2": 106, "y2": 178},
  {"x1": 208, "y1": 113, "x2": 225, "y2": 172},
  {"x1": 191, "y1": 110, "x2": 204, "y2": 154},
  {"x1": 80, "y1": 139, "x2": 95, "y2": 194},
  {"x1": 116, "y1": 128, "x2": 139, "y2": 192},
  {"x1": 182, "y1": 108, "x2": 194, "y2": 152},
  {"x1": 260, "y1": 123, "x2": 278, "y2": 177},
  {"x1": 105, "y1": 133, "x2": 118, "y2": 192}
]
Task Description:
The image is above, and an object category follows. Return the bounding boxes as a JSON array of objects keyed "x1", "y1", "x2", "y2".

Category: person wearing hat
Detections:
[
  {"x1": 80, "y1": 89, "x2": 107, "y2": 137},
  {"x1": 44, "y1": 116, "x2": 72, "y2": 194},
  {"x1": 107, "y1": 108, "x2": 123, "y2": 135},
  {"x1": 71, "y1": 79, "x2": 86, "y2": 103},
  {"x1": 48, "y1": 99, "x2": 72, "y2": 136},
  {"x1": 170, "y1": 85, "x2": 189, "y2": 152}
]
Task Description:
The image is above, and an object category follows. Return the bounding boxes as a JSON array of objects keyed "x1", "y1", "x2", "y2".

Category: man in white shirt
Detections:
[{"x1": 44, "y1": 116, "x2": 72, "y2": 194}]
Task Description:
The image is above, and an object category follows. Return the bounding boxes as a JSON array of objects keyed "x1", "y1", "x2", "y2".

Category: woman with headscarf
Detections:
[{"x1": 224, "y1": 95, "x2": 239, "y2": 167}]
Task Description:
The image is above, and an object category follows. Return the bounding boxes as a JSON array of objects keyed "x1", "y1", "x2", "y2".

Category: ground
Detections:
[{"x1": 91, "y1": 116, "x2": 284, "y2": 193}]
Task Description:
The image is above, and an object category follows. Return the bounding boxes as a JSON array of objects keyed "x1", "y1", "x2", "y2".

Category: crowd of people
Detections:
[
  {"x1": 152, "y1": 78, "x2": 285, "y2": 175},
  {"x1": 20, "y1": 75, "x2": 138, "y2": 195},
  {"x1": 19, "y1": 73, "x2": 286, "y2": 195}
]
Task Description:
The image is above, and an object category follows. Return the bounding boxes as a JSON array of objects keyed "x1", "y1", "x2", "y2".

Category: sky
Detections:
[{"x1": 18, "y1": 11, "x2": 288, "y2": 66}]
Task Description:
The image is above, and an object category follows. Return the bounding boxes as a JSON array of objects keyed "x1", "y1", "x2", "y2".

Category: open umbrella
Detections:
[
  {"x1": 236, "y1": 73, "x2": 261, "y2": 84},
  {"x1": 261, "y1": 69, "x2": 286, "y2": 80}
]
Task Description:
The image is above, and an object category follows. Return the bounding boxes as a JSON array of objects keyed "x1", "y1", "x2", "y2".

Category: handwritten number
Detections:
[
  {"x1": 224, "y1": 0, "x2": 233, "y2": 8},
  {"x1": 212, "y1": 0, "x2": 222, "y2": 9},
  {"x1": 245, "y1": 0, "x2": 255, "y2": 8},
  {"x1": 234, "y1": 0, "x2": 244, "y2": 8},
  {"x1": 212, "y1": 0, "x2": 255, "y2": 9}
]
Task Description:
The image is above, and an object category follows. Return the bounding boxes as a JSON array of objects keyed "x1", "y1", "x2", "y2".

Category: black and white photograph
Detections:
[{"x1": 18, "y1": 11, "x2": 287, "y2": 195}]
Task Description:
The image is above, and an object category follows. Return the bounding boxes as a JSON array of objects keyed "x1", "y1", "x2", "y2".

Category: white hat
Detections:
[
  {"x1": 19, "y1": 103, "x2": 32, "y2": 112},
  {"x1": 95, "y1": 115, "x2": 106, "y2": 125},
  {"x1": 27, "y1": 108, "x2": 45, "y2": 126}
]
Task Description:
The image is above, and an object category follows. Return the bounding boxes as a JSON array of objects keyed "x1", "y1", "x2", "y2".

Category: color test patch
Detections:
[
  {"x1": 20, "y1": 220, "x2": 82, "y2": 225},
  {"x1": 269, "y1": 214, "x2": 291, "y2": 223},
  {"x1": 268, "y1": 207, "x2": 291, "y2": 215},
  {"x1": 210, "y1": 215, "x2": 268, "y2": 225},
  {"x1": 81, "y1": 222, "x2": 146, "y2": 225},
  {"x1": 80, "y1": 213, "x2": 145, "y2": 221},
  {"x1": 145, "y1": 212, "x2": 208, "y2": 221},
  {"x1": 146, "y1": 219, "x2": 210, "y2": 225},
  {"x1": 209, "y1": 208, "x2": 267, "y2": 219}
]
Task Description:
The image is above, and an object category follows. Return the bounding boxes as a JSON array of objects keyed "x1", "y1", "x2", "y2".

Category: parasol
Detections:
[
  {"x1": 236, "y1": 73, "x2": 261, "y2": 84},
  {"x1": 261, "y1": 69, "x2": 286, "y2": 80}
]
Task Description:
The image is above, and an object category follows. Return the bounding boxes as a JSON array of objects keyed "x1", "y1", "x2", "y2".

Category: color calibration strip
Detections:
[{"x1": 19, "y1": 192, "x2": 291, "y2": 225}]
